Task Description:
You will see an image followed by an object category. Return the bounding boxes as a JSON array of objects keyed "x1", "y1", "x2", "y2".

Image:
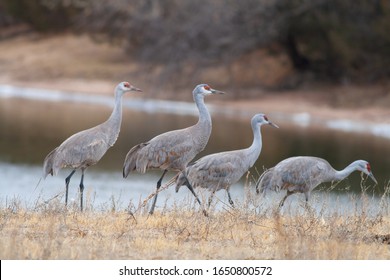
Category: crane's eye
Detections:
[
  {"x1": 204, "y1": 85, "x2": 211, "y2": 91},
  {"x1": 264, "y1": 115, "x2": 269, "y2": 121},
  {"x1": 366, "y1": 163, "x2": 371, "y2": 172},
  {"x1": 124, "y1": 82, "x2": 130, "y2": 88}
]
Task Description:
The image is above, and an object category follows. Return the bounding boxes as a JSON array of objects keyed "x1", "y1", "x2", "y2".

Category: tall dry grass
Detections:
[{"x1": 1, "y1": 182, "x2": 389, "y2": 260}]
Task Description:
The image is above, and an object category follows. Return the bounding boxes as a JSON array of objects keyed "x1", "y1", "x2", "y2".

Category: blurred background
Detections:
[
  {"x1": 1, "y1": 0, "x2": 390, "y2": 98},
  {"x1": 0, "y1": 0, "x2": 389, "y2": 211}
]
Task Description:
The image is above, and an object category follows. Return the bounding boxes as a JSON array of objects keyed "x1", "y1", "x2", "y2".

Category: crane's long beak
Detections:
[
  {"x1": 268, "y1": 121, "x2": 279, "y2": 128},
  {"x1": 131, "y1": 86, "x2": 143, "y2": 92},
  {"x1": 211, "y1": 89, "x2": 225, "y2": 94},
  {"x1": 368, "y1": 172, "x2": 378, "y2": 185}
]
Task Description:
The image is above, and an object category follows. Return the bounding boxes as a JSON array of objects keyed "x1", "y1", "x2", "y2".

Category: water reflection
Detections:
[{"x1": 0, "y1": 91, "x2": 389, "y2": 211}]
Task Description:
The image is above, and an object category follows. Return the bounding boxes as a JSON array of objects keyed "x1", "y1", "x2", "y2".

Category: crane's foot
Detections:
[
  {"x1": 148, "y1": 194, "x2": 157, "y2": 215},
  {"x1": 64, "y1": 169, "x2": 76, "y2": 207},
  {"x1": 303, "y1": 202, "x2": 315, "y2": 214},
  {"x1": 148, "y1": 194, "x2": 158, "y2": 215},
  {"x1": 79, "y1": 171, "x2": 85, "y2": 212},
  {"x1": 148, "y1": 170, "x2": 168, "y2": 215},
  {"x1": 227, "y1": 190, "x2": 234, "y2": 208},
  {"x1": 148, "y1": 207, "x2": 155, "y2": 215}
]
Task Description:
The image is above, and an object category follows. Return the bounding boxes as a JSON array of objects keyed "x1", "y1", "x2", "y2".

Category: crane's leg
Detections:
[
  {"x1": 303, "y1": 192, "x2": 312, "y2": 211},
  {"x1": 255, "y1": 180, "x2": 261, "y2": 194},
  {"x1": 279, "y1": 190, "x2": 293, "y2": 209},
  {"x1": 79, "y1": 169, "x2": 85, "y2": 211},
  {"x1": 64, "y1": 170, "x2": 76, "y2": 206},
  {"x1": 304, "y1": 192, "x2": 309, "y2": 205},
  {"x1": 208, "y1": 190, "x2": 216, "y2": 207},
  {"x1": 183, "y1": 175, "x2": 208, "y2": 217},
  {"x1": 227, "y1": 189, "x2": 234, "y2": 207},
  {"x1": 149, "y1": 169, "x2": 168, "y2": 215}
]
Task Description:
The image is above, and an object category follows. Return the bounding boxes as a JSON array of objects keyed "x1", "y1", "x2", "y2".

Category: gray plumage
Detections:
[
  {"x1": 43, "y1": 81, "x2": 142, "y2": 210},
  {"x1": 123, "y1": 84, "x2": 224, "y2": 214},
  {"x1": 256, "y1": 156, "x2": 378, "y2": 208},
  {"x1": 176, "y1": 113, "x2": 278, "y2": 207}
]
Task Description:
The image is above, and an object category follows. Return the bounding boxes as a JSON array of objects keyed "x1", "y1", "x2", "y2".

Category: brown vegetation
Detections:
[
  {"x1": 2, "y1": 0, "x2": 390, "y2": 87},
  {"x1": 1, "y1": 192, "x2": 389, "y2": 259}
]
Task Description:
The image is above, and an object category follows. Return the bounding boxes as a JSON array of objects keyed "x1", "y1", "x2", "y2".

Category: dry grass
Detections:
[{"x1": 1, "y1": 191, "x2": 390, "y2": 260}]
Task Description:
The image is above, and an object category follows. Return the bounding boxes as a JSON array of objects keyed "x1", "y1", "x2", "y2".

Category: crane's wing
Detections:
[
  {"x1": 53, "y1": 128, "x2": 110, "y2": 170},
  {"x1": 187, "y1": 152, "x2": 245, "y2": 191},
  {"x1": 275, "y1": 157, "x2": 330, "y2": 190},
  {"x1": 134, "y1": 129, "x2": 196, "y2": 172},
  {"x1": 255, "y1": 168, "x2": 275, "y2": 194},
  {"x1": 43, "y1": 147, "x2": 58, "y2": 177},
  {"x1": 123, "y1": 142, "x2": 148, "y2": 177}
]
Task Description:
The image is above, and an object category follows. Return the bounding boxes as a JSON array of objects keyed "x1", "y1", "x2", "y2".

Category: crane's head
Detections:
[
  {"x1": 252, "y1": 113, "x2": 279, "y2": 129},
  {"x1": 354, "y1": 160, "x2": 378, "y2": 184},
  {"x1": 117, "y1": 81, "x2": 142, "y2": 94},
  {"x1": 193, "y1": 84, "x2": 225, "y2": 97}
]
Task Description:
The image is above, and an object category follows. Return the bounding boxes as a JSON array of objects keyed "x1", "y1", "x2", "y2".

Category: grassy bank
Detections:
[{"x1": 1, "y1": 194, "x2": 389, "y2": 260}]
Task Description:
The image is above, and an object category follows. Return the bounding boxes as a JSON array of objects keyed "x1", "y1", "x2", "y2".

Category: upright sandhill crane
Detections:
[
  {"x1": 123, "y1": 84, "x2": 224, "y2": 214},
  {"x1": 256, "y1": 156, "x2": 378, "y2": 208},
  {"x1": 175, "y1": 114, "x2": 278, "y2": 207},
  {"x1": 43, "y1": 82, "x2": 142, "y2": 211}
]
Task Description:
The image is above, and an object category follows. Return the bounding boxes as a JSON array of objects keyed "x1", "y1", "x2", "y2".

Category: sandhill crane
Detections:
[
  {"x1": 175, "y1": 114, "x2": 278, "y2": 208},
  {"x1": 43, "y1": 82, "x2": 142, "y2": 211},
  {"x1": 256, "y1": 156, "x2": 378, "y2": 208},
  {"x1": 123, "y1": 84, "x2": 224, "y2": 214}
]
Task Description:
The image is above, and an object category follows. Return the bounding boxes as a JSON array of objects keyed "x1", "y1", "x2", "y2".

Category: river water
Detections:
[{"x1": 0, "y1": 85, "x2": 389, "y2": 215}]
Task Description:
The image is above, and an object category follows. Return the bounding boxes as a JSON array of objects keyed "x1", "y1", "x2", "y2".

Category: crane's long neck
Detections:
[
  {"x1": 195, "y1": 94, "x2": 211, "y2": 126},
  {"x1": 244, "y1": 122, "x2": 263, "y2": 168},
  {"x1": 103, "y1": 91, "x2": 124, "y2": 146},
  {"x1": 333, "y1": 162, "x2": 359, "y2": 181},
  {"x1": 192, "y1": 94, "x2": 212, "y2": 146}
]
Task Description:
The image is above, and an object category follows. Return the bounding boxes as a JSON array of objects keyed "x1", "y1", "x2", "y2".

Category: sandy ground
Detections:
[{"x1": 0, "y1": 32, "x2": 389, "y2": 126}]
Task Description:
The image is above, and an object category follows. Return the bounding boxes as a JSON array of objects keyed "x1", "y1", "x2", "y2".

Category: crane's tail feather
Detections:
[
  {"x1": 42, "y1": 148, "x2": 57, "y2": 179},
  {"x1": 175, "y1": 170, "x2": 190, "y2": 193},
  {"x1": 123, "y1": 143, "x2": 147, "y2": 178},
  {"x1": 255, "y1": 168, "x2": 274, "y2": 195}
]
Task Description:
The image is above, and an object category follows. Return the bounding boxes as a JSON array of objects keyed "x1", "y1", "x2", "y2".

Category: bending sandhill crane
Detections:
[
  {"x1": 256, "y1": 156, "x2": 378, "y2": 208},
  {"x1": 123, "y1": 84, "x2": 224, "y2": 214},
  {"x1": 175, "y1": 114, "x2": 278, "y2": 208},
  {"x1": 43, "y1": 82, "x2": 142, "y2": 211}
]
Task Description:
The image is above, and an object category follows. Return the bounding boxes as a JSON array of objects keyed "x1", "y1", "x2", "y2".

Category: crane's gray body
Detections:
[
  {"x1": 177, "y1": 149, "x2": 257, "y2": 192},
  {"x1": 43, "y1": 117, "x2": 119, "y2": 177},
  {"x1": 259, "y1": 157, "x2": 337, "y2": 193},
  {"x1": 42, "y1": 82, "x2": 141, "y2": 210},
  {"x1": 123, "y1": 84, "x2": 224, "y2": 215},
  {"x1": 176, "y1": 114, "x2": 278, "y2": 205},
  {"x1": 123, "y1": 118, "x2": 211, "y2": 174},
  {"x1": 257, "y1": 156, "x2": 377, "y2": 207}
]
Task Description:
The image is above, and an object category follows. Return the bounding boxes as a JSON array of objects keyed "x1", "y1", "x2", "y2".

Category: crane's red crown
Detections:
[
  {"x1": 264, "y1": 115, "x2": 269, "y2": 121},
  {"x1": 366, "y1": 163, "x2": 371, "y2": 172},
  {"x1": 204, "y1": 85, "x2": 211, "y2": 91},
  {"x1": 124, "y1": 82, "x2": 130, "y2": 88}
]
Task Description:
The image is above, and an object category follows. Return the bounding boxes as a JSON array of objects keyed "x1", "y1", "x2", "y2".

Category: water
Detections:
[{"x1": 0, "y1": 85, "x2": 389, "y2": 214}]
